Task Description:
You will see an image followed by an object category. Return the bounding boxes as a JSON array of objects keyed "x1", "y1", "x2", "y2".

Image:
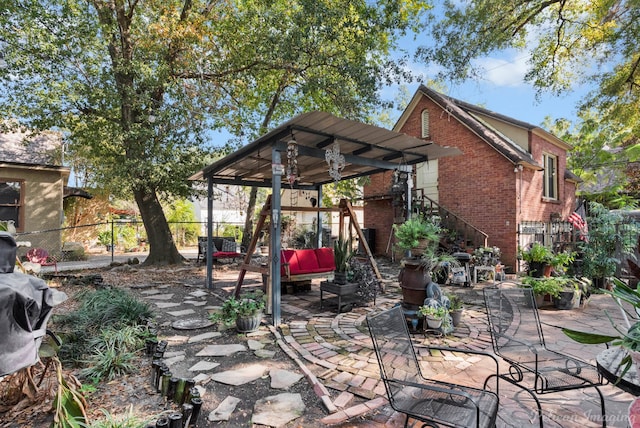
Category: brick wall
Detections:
[{"x1": 364, "y1": 93, "x2": 576, "y2": 270}]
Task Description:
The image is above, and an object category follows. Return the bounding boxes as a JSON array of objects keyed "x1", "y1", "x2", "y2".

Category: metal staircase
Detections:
[{"x1": 412, "y1": 190, "x2": 488, "y2": 251}]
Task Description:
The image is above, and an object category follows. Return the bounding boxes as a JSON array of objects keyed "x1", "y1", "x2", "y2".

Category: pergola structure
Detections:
[{"x1": 189, "y1": 111, "x2": 461, "y2": 325}]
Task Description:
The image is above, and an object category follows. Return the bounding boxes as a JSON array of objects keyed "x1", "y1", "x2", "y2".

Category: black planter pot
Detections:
[
  {"x1": 334, "y1": 271, "x2": 348, "y2": 285},
  {"x1": 527, "y1": 261, "x2": 546, "y2": 278}
]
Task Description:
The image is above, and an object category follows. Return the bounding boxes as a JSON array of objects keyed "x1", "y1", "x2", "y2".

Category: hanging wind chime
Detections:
[
  {"x1": 325, "y1": 141, "x2": 345, "y2": 181},
  {"x1": 286, "y1": 139, "x2": 298, "y2": 185}
]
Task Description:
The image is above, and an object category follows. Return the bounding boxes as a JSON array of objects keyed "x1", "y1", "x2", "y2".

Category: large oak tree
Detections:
[{"x1": 0, "y1": 0, "x2": 428, "y2": 264}]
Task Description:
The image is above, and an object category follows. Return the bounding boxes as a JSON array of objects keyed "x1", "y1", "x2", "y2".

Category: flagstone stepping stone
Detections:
[
  {"x1": 188, "y1": 361, "x2": 221, "y2": 372},
  {"x1": 208, "y1": 396, "x2": 241, "y2": 422},
  {"x1": 140, "y1": 289, "x2": 161, "y2": 295},
  {"x1": 247, "y1": 339, "x2": 264, "y2": 350},
  {"x1": 163, "y1": 350, "x2": 185, "y2": 358},
  {"x1": 155, "y1": 302, "x2": 182, "y2": 309},
  {"x1": 252, "y1": 393, "x2": 305, "y2": 427},
  {"x1": 189, "y1": 290, "x2": 209, "y2": 298},
  {"x1": 163, "y1": 354, "x2": 186, "y2": 367},
  {"x1": 209, "y1": 363, "x2": 267, "y2": 385},
  {"x1": 167, "y1": 309, "x2": 196, "y2": 317},
  {"x1": 188, "y1": 332, "x2": 221, "y2": 343},
  {"x1": 163, "y1": 335, "x2": 190, "y2": 345},
  {"x1": 196, "y1": 344, "x2": 246, "y2": 357},
  {"x1": 146, "y1": 293, "x2": 174, "y2": 300},
  {"x1": 270, "y1": 369, "x2": 303, "y2": 389},
  {"x1": 254, "y1": 349, "x2": 276, "y2": 359},
  {"x1": 183, "y1": 300, "x2": 207, "y2": 306},
  {"x1": 192, "y1": 373, "x2": 211, "y2": 384},
  {"x1": 172, "y1": 318, "x2": 215, "y2": 330}
]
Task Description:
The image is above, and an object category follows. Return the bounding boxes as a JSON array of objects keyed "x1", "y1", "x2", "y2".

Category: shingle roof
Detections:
[
  {"x1": 415, "y1": 85, "x2": 544, "y2": 170},
  {"x1": 0, "y1": 125, "x2": 63, "y2": 166}
]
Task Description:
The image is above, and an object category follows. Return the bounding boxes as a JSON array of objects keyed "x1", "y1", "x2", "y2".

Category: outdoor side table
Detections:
[
  {"x1": 320, "y1": 281, "x2": 358, "y2": 313},
  {"x1": 597, "y1": 347, "x2": 640, "y2": 395}
]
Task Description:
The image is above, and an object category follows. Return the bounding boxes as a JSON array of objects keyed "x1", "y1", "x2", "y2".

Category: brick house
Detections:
[{"x1": 363, "y1": 85, "x2": 579, "y2": 271}]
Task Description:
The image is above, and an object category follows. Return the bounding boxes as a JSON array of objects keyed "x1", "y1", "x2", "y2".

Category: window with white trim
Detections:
[
  {"x1": 0, "y1": 180, "x2": 23, "y2": 229},
  {"x1": 543, "y1": 153, "x2": 558, "y2": 200},
  {"x1": 421, "y1": 109, "x2": 429, "y2": 138}
]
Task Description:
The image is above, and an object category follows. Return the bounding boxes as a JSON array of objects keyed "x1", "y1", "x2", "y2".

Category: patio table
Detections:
[{"x1": 597, "y1": 347, "x2": 640, "y2": 395}]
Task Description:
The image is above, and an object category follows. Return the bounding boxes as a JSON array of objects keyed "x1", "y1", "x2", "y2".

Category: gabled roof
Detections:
[
  {"x1": 396, "y1": 85, "x2": 564, "y2": 171},
  {"x1": 190, "y1": 111, "x2": 461, "y2": 187}
]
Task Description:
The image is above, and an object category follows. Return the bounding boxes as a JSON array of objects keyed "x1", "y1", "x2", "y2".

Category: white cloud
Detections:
[{"x1": 474, "y1": 53, "x2": 530, "y2": 87}]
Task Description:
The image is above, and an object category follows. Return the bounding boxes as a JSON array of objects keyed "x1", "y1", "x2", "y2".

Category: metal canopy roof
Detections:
[{"x1": 190, "y1": 111, "x2": 461, "y2": 187}]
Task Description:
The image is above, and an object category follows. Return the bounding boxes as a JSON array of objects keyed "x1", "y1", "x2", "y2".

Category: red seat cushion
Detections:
[
  {"x1": 281, "y1": 250, "x2": 300, "y2": 275},
  {"x1": 295, "y1": 249, "x2": 320, "y2": 273},
  {"x1": 212, "y1": 251, "x2": 241, "y2": 258},
  {"x1": 315, "y1": 247, "x2": 336, "y2": 271}
]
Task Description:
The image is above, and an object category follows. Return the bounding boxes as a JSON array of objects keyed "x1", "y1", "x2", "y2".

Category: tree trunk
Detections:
[
  {"x1": 241, "y1": 186, "x2": 258, "y2": 251},
  {"x1": 134, "y1": 187, "x2": 184, "y2": 265}
]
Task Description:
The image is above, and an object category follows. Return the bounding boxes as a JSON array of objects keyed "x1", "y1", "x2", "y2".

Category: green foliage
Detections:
[
  {"x1": 579, "y1": 202, "x2": 638, "y2": 279},
  {"x1": 519, "y1": 242, "x2": 554, "y2": 264},
  {"x1": 52, "y1": 356, "x2": 88, "y2": 428},
  {"x1": 89, "y1": 407, "x2": 153, "y2": 428},
  {"x1": 212, "y1": 290, "x2": 266, "y2": 325},
  {"x1": 55, "y1": 288, "x2": 152, "y2": 365},
  {"x1": 0, "y1": 0, "x2": 429, "y2": 265},
  {"x1": 97, "y1": 230, "x2": 112, "y2": 247},
  {"x1": 393, "y1": 215, "x2": 441, "y2": 251},
  {"x1": 447, "y1": 293, "x2": 463, "y2": 311},
  {"x1": 333, "y1": 238, "x2": 355, "y2": 273},
  {"x1": 563, "y1": 277, "x2": 640, "y2": 379},
  {"x1": 418, "y1": 305, "x2": 447, "y2": 319},
  {"x1": 522, "y1": 276, "x2": 573, "y2": 298},
  {"x1": 165, "y1": 199, "x2": 200, "y2": 246}
]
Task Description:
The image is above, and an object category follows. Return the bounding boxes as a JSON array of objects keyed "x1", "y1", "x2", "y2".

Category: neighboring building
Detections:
[
  {"x1": 0, "y1": 124, "x2": 69, "y2": 253},
  {"x1": 363, "y1": 86, "x2": 579, "y2": 271}
]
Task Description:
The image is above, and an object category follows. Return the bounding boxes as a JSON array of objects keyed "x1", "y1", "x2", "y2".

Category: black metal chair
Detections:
[
  {"x1": 483, "y1": 286, "x2": 607, "y2": 427},
  {"x1": 366, "y1": 306, "x2": 500, "y2": 428}
]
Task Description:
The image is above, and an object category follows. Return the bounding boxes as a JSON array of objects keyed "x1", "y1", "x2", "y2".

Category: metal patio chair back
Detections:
[
  {"x1": 483, "y1": 286, "x2": 607, "y2": 427},
  {"x1": 366, "y1": 306, "x2": 499, "y2": 428}
]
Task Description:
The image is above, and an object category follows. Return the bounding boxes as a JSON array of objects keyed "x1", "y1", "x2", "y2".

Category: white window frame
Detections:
[
  {"x1": 543, "y1": 153, "x2": 558, "y2": 200},
  {"x1": 421, "y1": 109, "x2": 429, "y2": 138}
]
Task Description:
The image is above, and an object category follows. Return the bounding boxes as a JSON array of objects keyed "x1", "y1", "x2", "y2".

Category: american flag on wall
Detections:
[{"x1": 568, "y1": 203, "x2": 589, "y2": 242}]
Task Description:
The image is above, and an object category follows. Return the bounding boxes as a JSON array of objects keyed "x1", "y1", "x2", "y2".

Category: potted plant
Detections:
[
  {"x1": 519, "y1": 242, "x2": 554, "y2": 277},
  {"x1": 418, "y1": 305, "x2": 447, "y2": 329},
  {"x1": 551, "y1": 278, "x2": 582, "y2": 310},
  {"x1": 521, "y1": 276, "x2": 566, "y2": 307},
  {"x1": 212, "y1": 290, "x2": 266, "y2": 333},
  {"x1": 393, "y1": 215, "x2": 441, "y2": 257},
  {"x1": 447, "y1": 293, "x2": 464, "y2": 327},
  {"x1": 333, "y1": 237, "x2": 355, "y2": 285}
]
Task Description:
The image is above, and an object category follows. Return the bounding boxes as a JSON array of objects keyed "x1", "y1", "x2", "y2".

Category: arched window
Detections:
[{"x1": 421, "y1": 109, "x2": 429, "y2": 138}]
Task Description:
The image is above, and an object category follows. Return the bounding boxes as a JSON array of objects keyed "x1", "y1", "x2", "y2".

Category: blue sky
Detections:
[{"x1": 386, "y1": 45, "x2": 591, "y2": 129}]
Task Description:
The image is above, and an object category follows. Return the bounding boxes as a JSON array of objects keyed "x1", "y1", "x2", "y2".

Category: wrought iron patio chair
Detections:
[
  {"x1": 483, "y1": 286, "x2": 607, "y2": 427},
  {"x1": 367, "y1": 306, "x2": 500, "y2": 428}
]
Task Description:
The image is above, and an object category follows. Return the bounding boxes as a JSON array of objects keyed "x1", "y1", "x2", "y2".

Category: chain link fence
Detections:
[{"x1": 12, "y1": 219, "x2": 328, "y2": 263}]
